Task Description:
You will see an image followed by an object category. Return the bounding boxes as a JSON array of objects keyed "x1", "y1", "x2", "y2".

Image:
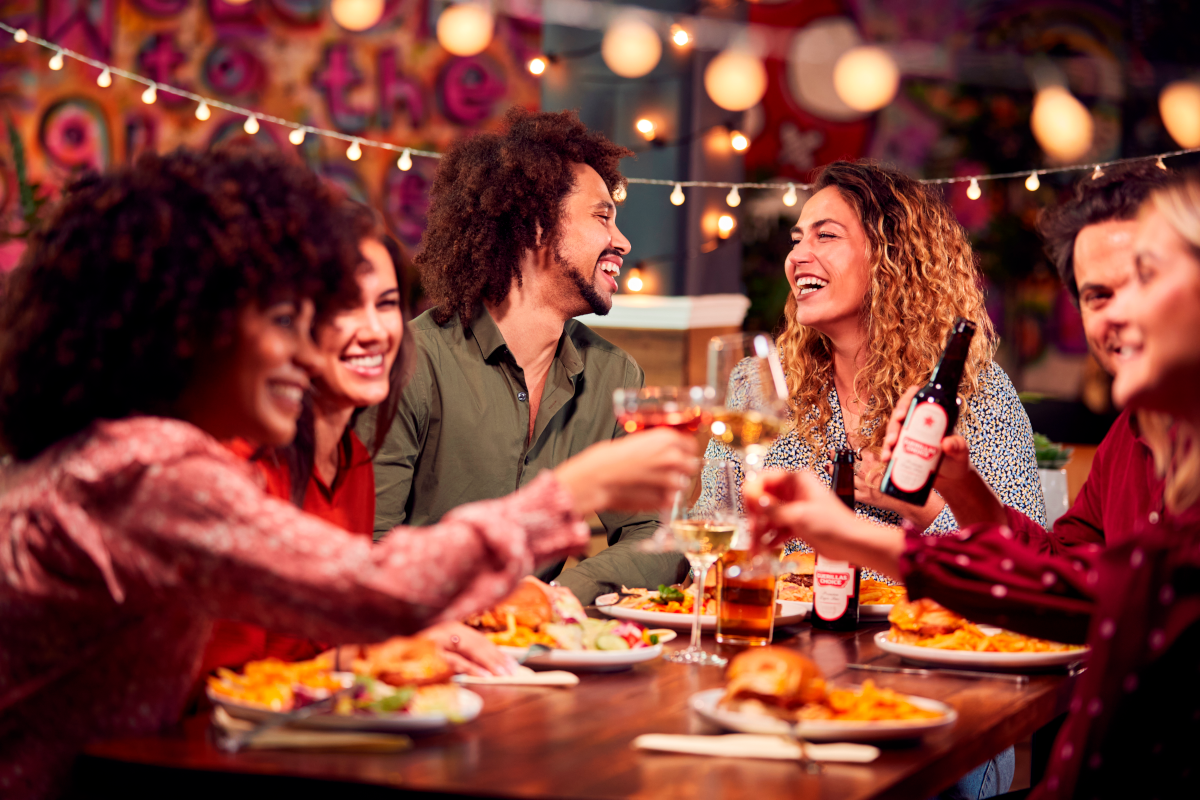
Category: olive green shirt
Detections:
[{"x1": 357, "y1": 307, "x2": 686, "y2": 604}]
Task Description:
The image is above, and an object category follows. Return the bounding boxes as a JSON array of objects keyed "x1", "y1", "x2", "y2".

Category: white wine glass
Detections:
[
  {"x1": 706, "y1": 333, "x2": 790, "y2": 477},
  {"x1": 663, "y1": 459, "x2": 738, "y2": 667}
]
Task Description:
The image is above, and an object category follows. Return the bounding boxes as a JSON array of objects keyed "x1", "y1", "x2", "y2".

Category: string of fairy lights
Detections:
[{"x1": 6, "y1": 18, "x2": 1200, "y2": 216}]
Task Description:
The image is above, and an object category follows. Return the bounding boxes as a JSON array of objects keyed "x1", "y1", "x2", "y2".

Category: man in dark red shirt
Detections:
[{"x1": 1023, "y1": 163, "x2": 1171, "y2": 548}]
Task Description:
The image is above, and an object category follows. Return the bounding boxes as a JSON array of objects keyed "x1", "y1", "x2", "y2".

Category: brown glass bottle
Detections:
[
  {"x1": 880, "y1": 317, "x2": 977, "y2": 506},
  {"x1": 812, "y1": 449, "x2": 861, "y2": 631}
]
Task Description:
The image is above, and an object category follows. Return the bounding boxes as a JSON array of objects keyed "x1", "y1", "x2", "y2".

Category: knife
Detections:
[{"x1": 848, "y1": 663, "x2": 1029, "y2": 685}]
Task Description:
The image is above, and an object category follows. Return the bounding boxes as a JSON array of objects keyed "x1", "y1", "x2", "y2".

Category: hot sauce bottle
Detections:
[
  {"x1": 812, "y1": 449, "x2": 861, "y2": 631},
  {"x1": 880, "y1": 318, "x2": 977, "y2": 506}
]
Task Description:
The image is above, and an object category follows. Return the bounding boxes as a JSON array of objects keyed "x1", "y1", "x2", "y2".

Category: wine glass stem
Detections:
[{"x1": 689, "y1": 557, "x2": 710, "y2": 651}]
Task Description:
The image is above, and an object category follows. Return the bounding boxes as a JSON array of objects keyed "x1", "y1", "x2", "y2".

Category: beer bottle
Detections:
[
  {"x1": 879, "y1": 317, "x2": 977, "y2": 506},
  {"x1": 812, "y1": 449, "x2": 861, "y2": 631}
]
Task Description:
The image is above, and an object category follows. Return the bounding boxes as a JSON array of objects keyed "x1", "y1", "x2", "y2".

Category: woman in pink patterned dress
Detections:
[{"x1": 0, "y1": 147, "x2": 696, "y2": 800}]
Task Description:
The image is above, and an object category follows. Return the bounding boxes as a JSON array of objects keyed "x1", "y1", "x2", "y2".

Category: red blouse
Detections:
[
  {"x1": 900, "y1": 503, "x2": 1200, "y2": 799},
  {"x1": 1008, "y1": 408, "x2": 1163, "y2": 553},
  {"x1": 0, "y1": 417, "x2": 588, "y2": 800},
  {"x1": 202, "y1": 434, "x2": 377, "y2": 670}
]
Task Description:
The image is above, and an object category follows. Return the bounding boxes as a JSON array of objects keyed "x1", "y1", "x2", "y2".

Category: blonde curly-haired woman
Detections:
[
  {"x1": 708, "y1": 160, "x2": 1046, "y2": 544},
  {"x1": 706, "y1": 161, "x2": 1046, "y2": 798}
]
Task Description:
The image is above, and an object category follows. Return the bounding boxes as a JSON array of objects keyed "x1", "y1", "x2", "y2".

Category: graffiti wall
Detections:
[{"x1": 0, "y1": 0, "x2": 541, "y2": 255}]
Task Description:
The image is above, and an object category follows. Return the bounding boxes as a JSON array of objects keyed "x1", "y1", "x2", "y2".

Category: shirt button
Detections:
[
  {"x1": 517, "y1": 391, "x2": 528, "y2": 402},
  {"x1": 1149, "y1": 511, "x2": 1160, "y2": 524}
]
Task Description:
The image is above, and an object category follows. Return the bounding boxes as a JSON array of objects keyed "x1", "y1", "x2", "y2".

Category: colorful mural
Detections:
[{"x1": 0, "y1": 0, "x2": 541, "y2": 255}]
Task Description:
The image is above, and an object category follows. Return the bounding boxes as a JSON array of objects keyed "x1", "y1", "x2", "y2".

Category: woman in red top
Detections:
[
  {"x1": 206, "y1": 206, "x2": 517, "y2": 676},
  {"x1": 0, "y1": 148, "x2": 697, "y2": 800},
  {"x1": 746, "y1": 173, "x2": 1200, "y2": 798}
]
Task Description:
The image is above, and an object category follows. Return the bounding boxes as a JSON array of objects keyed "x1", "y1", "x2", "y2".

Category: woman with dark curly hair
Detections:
[{"x1": 0, "y1": 147, "x2": 696, "y2": 799}]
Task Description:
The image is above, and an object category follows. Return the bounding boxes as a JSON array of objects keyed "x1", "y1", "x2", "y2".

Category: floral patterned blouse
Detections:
[
  {"x1": 702, "y1": 361, "x2": 1047, "y2": 580},
  {"x1": 0, "y1": 416, "x2": 588, "y2": 800}
]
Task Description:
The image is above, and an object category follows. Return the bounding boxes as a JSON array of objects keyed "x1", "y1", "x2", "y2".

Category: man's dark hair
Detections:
[
  {"x1": 0, "y1": 145, "x2": 361, "y2": 461},
  {"x1": 1039, "y1": 162, "x2": 1173, "y2": 303},
  {"x1": 415, "y1": 107, "x2": 632, "y2": 325}
]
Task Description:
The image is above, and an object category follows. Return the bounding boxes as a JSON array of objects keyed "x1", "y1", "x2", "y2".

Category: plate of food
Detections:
[
  {"x1": 597, "y1": 584, "x2": 811, "y2": 631},
  {"x1": 776, "y1": 553, "x2": 906, "y2": 619},
  {"x1": 876, "y1": 598, "x2": 1090, "y2": 668},
  {"x1": 690, "y1": 647, "x2": 956, "y2": 742},
  {"x1": 207, "y1": 639, "x2": 482, "y2": 733},
  {"x1": 466, "y1": 576, "x2": 666, "y2": 671}
]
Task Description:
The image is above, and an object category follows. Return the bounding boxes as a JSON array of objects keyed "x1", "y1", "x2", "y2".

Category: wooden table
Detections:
[{"x1": 76, "y1": 621, "x2": 1074, "y2": 799}]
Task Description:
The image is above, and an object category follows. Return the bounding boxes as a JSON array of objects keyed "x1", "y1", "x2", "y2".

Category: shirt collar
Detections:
[
  {"x1": 468, "y1": 306, "x2": 586, "y2": 379},
  {"x1": 467, "y1": 306, "x2": 510, "y2": 362}
]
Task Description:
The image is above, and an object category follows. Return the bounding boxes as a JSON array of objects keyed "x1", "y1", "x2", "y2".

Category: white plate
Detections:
[
  {"x1": 874, "y1": 630, "x2": 1090, "y2": 669},
  {"x1": 859, "y1": 603, "x2": 894, "y2": 620},
  {"x1": 689, "y1": 688, "x2": 956, "y2": 742},
  {"x1": 209, "y1": 685, "x2": 483, "y2": 733},
  {"x1": 498, "y1": 644, "x2": 663, "y2": 672},
  {"x1": 597, "y1": 600, "x2": 811, "y2": 632}
]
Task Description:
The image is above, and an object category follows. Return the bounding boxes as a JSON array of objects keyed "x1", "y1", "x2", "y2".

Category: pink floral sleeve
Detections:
[{"x1": 109, "y1": 450, "x2": 588, "y2": 644}]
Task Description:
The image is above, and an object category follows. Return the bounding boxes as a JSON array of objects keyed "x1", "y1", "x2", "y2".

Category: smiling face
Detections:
[
  {"x1": 786, "y1": 186, "x2": 873, "y2": 340},
  {"x1": 1073, "y1": 220, "x2": 1139, "y2": 376},
  {"x1": 312, "y1": 239, "x2": 404, "y2": 411},
  {"x1": 551, "y1": 162, "x2": 631, "y2": 317},
  {"x1": 1111, "y1": 205, "x2": 1200, "y2": 417},
  {"x1": 180, "y1": 298, "x2": 316, "y2": 446}
]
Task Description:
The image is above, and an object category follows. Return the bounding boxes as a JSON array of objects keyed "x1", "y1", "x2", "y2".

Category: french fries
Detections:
[{"x1": 800, "y1": 680, "x2": 942, "y2": 722}]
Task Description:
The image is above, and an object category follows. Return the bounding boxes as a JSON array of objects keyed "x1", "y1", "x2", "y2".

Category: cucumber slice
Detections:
[{"x1": 594, "y1": 634, "x2": 631, "y2": 651}]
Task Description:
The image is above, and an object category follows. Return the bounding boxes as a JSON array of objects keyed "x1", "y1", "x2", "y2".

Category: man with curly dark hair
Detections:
[{"x1": 362, "y1": 107, "x2": 687, "y2": 603}]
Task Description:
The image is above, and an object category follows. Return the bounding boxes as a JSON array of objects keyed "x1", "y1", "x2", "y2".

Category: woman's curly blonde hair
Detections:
[{"x1": 777, "y1": 161, "x2": 997, "y2": 453}]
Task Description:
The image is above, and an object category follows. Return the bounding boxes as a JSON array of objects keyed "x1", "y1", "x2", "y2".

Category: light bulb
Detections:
[
  {"x1": 602, "y1": 13, "x2": 662, "y2": 79},
  {"x1": 347, "y1": 140, "x2": 363, "y2": 161},
  {"x1": 195, "y1": 101, "x2": 211, "y2": 121},
  {"x1": 704, "y1": 49, "x2": 767, "y2": 112},
  {"x1": 243, "y1": 115, "x2": 259, "y2": 134},
  {"x1": 49, "y1": 51, "x2": 64, "y2": 71},
  {"x1": 330, "y1": 0, "x2": 385, "y2": 31},
  {"x1": 436, "y1": 3, "x2": 494, "y2": 57},
  {"x1": 730, "y1": 131, "x2": 749, "y2": 151},
  {"x1": 783, "y1": 183, "x2": 798, "y2": 207},
  {"x1": 717, "y1": 214, "x2": 735, "y2": 239},
  {"x1": 13, "y1": 29, "x2": 28, "y2": 43},
  {"x1": 670, "y1": 184, "x2": 685, "y2": 206},
  {"x1": 635, "y1": 118, "x2": 656, "y2": 141},
  {"x1": 1159, "y1": 81, "x2": 1200, "y2": 148},
  {"x1": 1092, "y1": 165, "x2": 1104, "y2": 180},
  {"x1": 528, "y1": 57, "x2": 546, "y2": 76},
  {"x1": 670, "y1": 25, "x2": 689, "y2": 47},
  {"x1": 1031, "y1": 86, "x2": 1093, "y2": 163},
  {"x1": 613, "y1": 183, "x2": 627, "y2": 202},
  {"x1": 726, "y1": 186, "x2": 741, "y2": 207},
  {"x1": 398, "y1": 149, "x2": 413, "y2": 171},
  {"x1": 289, "y1": 128, "x2": 306, "y2": 145},
  {"x1": 626, "y1": 268, "x2": 644, "y2": 293},
  {"x1": 96, "y1": 68, "x2": 112, "y2": 88},
  {"x1": 1025, "y1": 171, "x2": 1040, "y2": 191},
  {"x1": 1157, "y1": 156, "x2": 1168, "y2": 170},
  {"x1": 142, "y1": 84, "x2": 157, "y2": 104},
  {"x1": 966, "y1": 178, "x2": 981, "y2": 200},
  {"x1": 832, "y1": 45, "x2": 900, "y2": 113}
]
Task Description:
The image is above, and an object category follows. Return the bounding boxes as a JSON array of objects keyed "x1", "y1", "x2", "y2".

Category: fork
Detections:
[
  {"x1": 517, "y1": 643, "x2": 552, "y2": 665},
  {"x1": 216, "y1": 685, "x2": 355, "y2": 753}
]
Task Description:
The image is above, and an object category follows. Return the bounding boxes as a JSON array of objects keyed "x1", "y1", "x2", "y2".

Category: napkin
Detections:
[
  {"x1": 633, "y1": 734, "x2": 880, "y2": 763},
  {"x1": 211, "y1": 707, "x2": 413, "y2": 753},
  {"x1": 453, "y1": 668, "x2": 579, "y2": 687}
]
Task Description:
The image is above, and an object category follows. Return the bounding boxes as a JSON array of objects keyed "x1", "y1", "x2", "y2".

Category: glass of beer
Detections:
[{"x1": 716, "y1": 548, "x2": 778, "y2": 646}]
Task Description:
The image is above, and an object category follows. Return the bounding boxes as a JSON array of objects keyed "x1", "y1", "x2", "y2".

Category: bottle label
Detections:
[
  {"x1": 890, "y1": 403, "x2": 948, "y2": 492},
  {"x1": 813, "y1": 556, "x2": 855, "y2": 621}
]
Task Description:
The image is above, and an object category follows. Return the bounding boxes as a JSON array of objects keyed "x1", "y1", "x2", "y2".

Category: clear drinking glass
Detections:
[
  {"x1": 706, "y1": 333, "x2": 790, "y2": 477},
  {"x1": 663, "y1": 459, "x2": 739, "y2": 667},
  {"x1": 612, "y1": 385, "x2": 715, "y2": 435}
]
